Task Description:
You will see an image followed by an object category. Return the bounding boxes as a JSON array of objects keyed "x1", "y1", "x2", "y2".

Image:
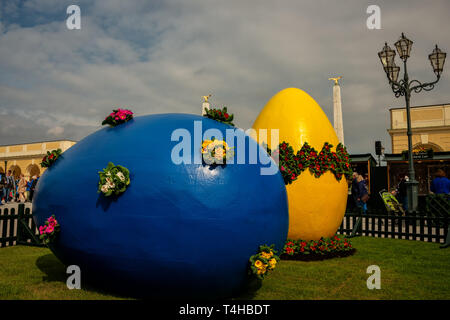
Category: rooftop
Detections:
[
  {"x1": 0, "y1": 139, "x2": 78, "y2": 147},
  {"x1": 389, "y1": 102, "x2": 450, "y2": 111}
]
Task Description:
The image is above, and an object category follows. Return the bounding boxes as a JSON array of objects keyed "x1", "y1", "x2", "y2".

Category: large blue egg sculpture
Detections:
[{"x1": 33, "y1": 114, "x2": 288, "y2": 298}]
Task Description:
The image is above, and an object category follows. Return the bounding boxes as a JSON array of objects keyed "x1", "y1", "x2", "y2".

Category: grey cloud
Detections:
[{"x1": 0, "y1": 0, "x2": 449, "y2": 155}]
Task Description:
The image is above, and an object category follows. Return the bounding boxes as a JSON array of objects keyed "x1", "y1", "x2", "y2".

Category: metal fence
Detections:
[
  {"x1": 338, "y1": 211, "x2": 449, "y2": 247},
  {"x1": 0, "y1": 203, "x2": 43, "y2": 248},
  {"x1": 1, "y1": 203, "x2": 449, "y2": 249}
]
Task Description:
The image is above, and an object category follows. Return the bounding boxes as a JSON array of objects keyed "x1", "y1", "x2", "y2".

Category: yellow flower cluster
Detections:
[
  {"x1": 253, "y1": 250, "x2": 277, "y2": 275},
  {"x1": 201, "y1": 139, "x2": 234, "y2": 164}
]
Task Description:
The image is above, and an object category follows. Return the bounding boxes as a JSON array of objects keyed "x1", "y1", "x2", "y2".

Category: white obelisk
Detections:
[
  {"x1": 329, "y1": 76, "x2": 344, "y2": 145},
  {"x1": 202, "y1": 94, "x2": 211, "y2": 115}
]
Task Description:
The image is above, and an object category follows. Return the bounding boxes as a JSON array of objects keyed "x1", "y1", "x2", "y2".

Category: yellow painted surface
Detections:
[
  {"x1": 46, "y1": 142, "x2": 60, "y2": 149},
  {"x1": 252, "y1": 88, "x2": 348, "y2": 240},
  {"x1": 27, "y1": 144, "x2": 42, "y2": 151},
  {"x1": 9, "y1": 146, "x2": 23, "y2": 152}
]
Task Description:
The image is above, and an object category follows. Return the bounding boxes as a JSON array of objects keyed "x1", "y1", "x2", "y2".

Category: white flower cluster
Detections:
[{"x1": 100, "y1": 172, "x2": 125, "y2": 194}]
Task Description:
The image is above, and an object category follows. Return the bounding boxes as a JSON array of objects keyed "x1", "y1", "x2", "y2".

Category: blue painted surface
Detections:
[{"x1": 33, "y1": 114, "x2": 288, "y2": 298}]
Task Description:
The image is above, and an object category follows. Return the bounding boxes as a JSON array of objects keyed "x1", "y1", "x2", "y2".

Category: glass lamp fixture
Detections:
[
  {"x1": 386, "y1": 64, "x2": 400, "y2": 83},
  {"x1": 378, "y1": 42, "x2": 396, "y2": 69},
  {"x1": 394, "y1": 33, "x2": 413, "y2": 61},
  {"x1": 429, "y1": 45, "x2": 446, "y2": 77}
]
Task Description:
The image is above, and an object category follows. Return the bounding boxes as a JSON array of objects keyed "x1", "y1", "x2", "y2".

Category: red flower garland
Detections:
[
  {"x1": 40, "y1": 149, "x2": 62, "y2": 168},
  {"x1": 268, "y1": 141, "x2": 352, "y2": 185},
  {"x1": 203, "y1": 106, "x2": 234, "y2": 126}
]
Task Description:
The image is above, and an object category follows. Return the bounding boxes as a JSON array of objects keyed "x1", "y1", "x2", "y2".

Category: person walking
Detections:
[
  {"x1": 430, "y1": 169, "x2": 450, "y2": 195},
  {"x1": 17, "y1": 174, "x2": 27, "y2": 203},
  {"x1": 356, "y1": 173, "x2": 369, "y2": 214}
]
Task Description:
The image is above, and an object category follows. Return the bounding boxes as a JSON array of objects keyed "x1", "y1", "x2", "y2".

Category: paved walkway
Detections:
[{"x1": 0, "y1": 201, "x2": 32, "y2": 209}]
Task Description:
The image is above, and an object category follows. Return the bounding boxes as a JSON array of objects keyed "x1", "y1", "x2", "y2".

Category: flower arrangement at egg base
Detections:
[
  {"x1": 39, "y1": 215, "x2": 60, "y2": 245},
  {"x1": 203, "y1": 106, "x2": 234, "y2": 126},
  {"x1": 102, "y1": 108, "x2": 133, "y2": 127},
  {"x1": 40, "y1": 149, "x2": 62, "y2": 168},
  {"x1": 201, "y1": 137, "x2": 235, "y2": 165},
  {"x1": 248, "y1": 244, "x2": 280, "y2": 280},
  {"x1": 281, "y1": 235, "x2": 355, "y2": 261},
  {"x1": 98, "y1": 162, "x2": 130, "y2": 196}
]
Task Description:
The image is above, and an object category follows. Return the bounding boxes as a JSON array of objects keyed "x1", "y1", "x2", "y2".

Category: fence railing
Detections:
[
  {"x1": 0, "y1": 203, "x2": 43, "y2": 248},
  {"x1": 426, "y1": 194, "x2": 450, "y2": 218},
  {"x1": 338, "y1": 210, "x2": 449, "y2": 248},
  {"x1": 1, "y1": 203, "x2": 449, "y2": 249}
]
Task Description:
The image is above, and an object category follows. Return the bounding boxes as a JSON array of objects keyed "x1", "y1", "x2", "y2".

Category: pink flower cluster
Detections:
[
  {"x1": 107, "y1": 108, "x2": 133, "y2": 121},
  {"x1": 102, "y1": 108, "x2": 133, "y2": 127},
  {"x1": 39, "y1": 216, "x2": 58, "y2": 235}
]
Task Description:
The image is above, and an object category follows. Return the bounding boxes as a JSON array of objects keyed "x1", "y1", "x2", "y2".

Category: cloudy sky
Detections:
[{"x1": 0, "y1": 0, "x2": 449, "y2": 154}]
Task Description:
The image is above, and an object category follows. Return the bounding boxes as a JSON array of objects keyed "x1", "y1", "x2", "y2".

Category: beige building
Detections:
[
  {"x1": 0, "y1": 140, "x2": 76, "y2": 180},
  {"x1": 388, "y1": 103, "x2": 450, "y2": 153}
]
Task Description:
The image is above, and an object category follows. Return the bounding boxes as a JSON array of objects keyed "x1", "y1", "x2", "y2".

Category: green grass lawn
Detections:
[{"x1": 0, "y1": 237, "x2": 449, "y2": 300}]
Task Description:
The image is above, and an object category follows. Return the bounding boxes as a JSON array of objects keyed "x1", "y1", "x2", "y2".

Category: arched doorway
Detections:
[
  {"x1": 412, "y1": 143, "x2": 443, "y2": 152},
  {"x1": 9, "y1": 165, "x2": 22, "y2": 180},
  {"x1": 26, "y1": 164, "x2": 41, "y2": 179}
]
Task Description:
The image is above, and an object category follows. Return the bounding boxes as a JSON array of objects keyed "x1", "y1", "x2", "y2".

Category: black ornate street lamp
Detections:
[{"x1": 378, "y1": 33, "x2": 446, "y2": 213}]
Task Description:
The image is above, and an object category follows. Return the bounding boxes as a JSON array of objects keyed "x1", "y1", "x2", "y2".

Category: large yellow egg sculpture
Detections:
[{"x1": 252, "y1": 88, "x2": 348, "y2": 240}]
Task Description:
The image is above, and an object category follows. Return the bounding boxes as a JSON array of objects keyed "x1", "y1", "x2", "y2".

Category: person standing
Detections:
[
  {"x1": 352, "y1": 172, "x2": 368, "y2": 214},
  {"x1": 351, "y1": 172, "x2": 360, "y2": 211},
  {"x1": 15, "y1": 177, "x2": 19, "y2": 202},
  {"x1": 17, "y1": 174, "x2": 27, "y2": 203},
  {"x1": 356, "y1": 174, "x2": 369, "y2": 214},
  {"x1": 5, "y1": 170, "x2": 15, "y2": 203},
  {"x1": 397, "y1": 174, "x2": 408, "y2": 212},
  {"x1": 430, "y1": 169, "x2": 450, "y2": 195},
  {"x1": 4, "y1": 171, "x2": 9, "y2": 202},
  {"x1": 0, "y1": 173, "x2": 5, "y2": 204},
  {"x1": 26, "y1": 179, "x2": 32, "y2": 202},
  {"x1": 29, "y1": 175, "x2": 38, "y2": 202},
  {"x1": 364, "y1": 173, "x2": 369, "y2": 189}
]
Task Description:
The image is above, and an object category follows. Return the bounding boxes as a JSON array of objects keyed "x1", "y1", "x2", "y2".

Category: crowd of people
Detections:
[
  {"x1": 351, "y1": 168, "x2": 450, "y2": 214},
  {"x1": 393, "y1": 169, "x2": 450, "y2": 212},
  {"x1": 0, "y1": 170, "x2": 40, "y2": 204}
]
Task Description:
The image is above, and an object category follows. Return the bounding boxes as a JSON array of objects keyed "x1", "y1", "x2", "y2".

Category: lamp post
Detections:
[{"x1": 378, "y1": 33, "x2": 446, "y2": 212}]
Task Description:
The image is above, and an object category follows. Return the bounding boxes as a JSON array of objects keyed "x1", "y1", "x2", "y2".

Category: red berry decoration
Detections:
[{"x1": 203, "y1": 106, "x2": 234, "y2": 126}]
